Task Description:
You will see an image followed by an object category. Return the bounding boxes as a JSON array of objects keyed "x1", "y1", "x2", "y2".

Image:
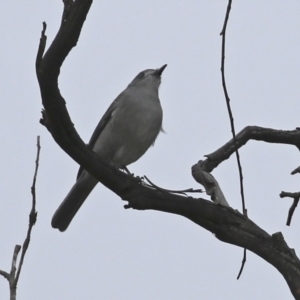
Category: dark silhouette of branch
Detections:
[
  {"x1": 0, "y1": 136, "x2": 40, "y2": 300},
  {"x1": 143, "y1": 175, "x2": 203, "y2": 195},
  {"x1": 280, "y1": 169, "x2": 300, "y2": 225},
  {"x1": 220, "y1": 0, "x2": 246, "y2": 215},
  {"x1": 201, "y1": 126, "x2": 300, "y2": 172},
  {"x1": 236, "y1": 248, "x2": 247, "y2": 280},
  {"x1": 220, "y1": 0, "x2": 248, "y2": 280},
  {"x1": 35, "y1": 1, "x2": 300, "y2": 299},
  {"x1": 280, "y1": 192, "x2": 300, "y2": 226},
  {"x1": 291, "y1": 166, "x2": 300, "y2": 175}
]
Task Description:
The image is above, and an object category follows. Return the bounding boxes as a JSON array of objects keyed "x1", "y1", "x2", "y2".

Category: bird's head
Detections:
[{"x1": 128, "y1": 64, "x2": 167, "y2": 91}]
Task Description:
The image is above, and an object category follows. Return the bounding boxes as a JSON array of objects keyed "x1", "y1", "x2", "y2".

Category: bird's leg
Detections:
[
  {"x1": 121, "y1": 166, "x2": 144, "y2": 184},
  {"x1": 122, "y1": 166, "x2": 133, "y2": 176}
]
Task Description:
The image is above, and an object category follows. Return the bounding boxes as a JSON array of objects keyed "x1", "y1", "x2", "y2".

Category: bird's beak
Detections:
[{"x1": 154, "y1": 64, "x2": 167, "y2": 76}]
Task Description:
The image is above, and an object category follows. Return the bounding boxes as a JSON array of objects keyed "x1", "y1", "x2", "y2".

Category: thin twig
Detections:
[
  {"x1": 0, "y1": 269, "x2": 9, "y2": 281},
  {"x1": 280, "y1": 191, "x2": 300, "y2": 226},
  {"x1": 0, "y1": 136, "x2": 40, "y2": 299},
  {"x1": 291, "y1": 166, "x2": 300, "y2": 175},
  {"x1": 237, "y1": 248, "x2": 247, "y2": 279},
  {"x1": 35, "y1": 22, "x2": 47, "y2": 73},
  {"x1": 15, "y1": 136, "x2": 40, "y2": 283},
  {"x1": 220, "y1": 0, "x2": 246, "y2": 215},
  {"x1": 143, "y1": 176, "x2": 203, "y2": 196},
  {"x1": 220, "y1": 0, "x2": 248, "y2": 280}
]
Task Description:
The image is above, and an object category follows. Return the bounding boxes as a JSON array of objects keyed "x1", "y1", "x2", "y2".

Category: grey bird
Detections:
[{"x1": 51, "y1": 64, "x2": 167, "y2": 232}]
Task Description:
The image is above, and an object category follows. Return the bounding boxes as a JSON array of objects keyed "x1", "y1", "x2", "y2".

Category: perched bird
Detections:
[{"x1": 52, "y1": 64, "x2": 167, "y2": 231}]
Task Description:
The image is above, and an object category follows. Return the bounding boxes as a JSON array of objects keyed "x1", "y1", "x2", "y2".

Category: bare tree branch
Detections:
[
  {"x1": 35, "y1": 1, "x2": 300, "y2": 299},
  {"x1": 201, "y1": 126, "x2": 300, "y2": 172},
  {"x1": 220, "y1": 0, "x2": 246, "y2": 215},
  {"x1": 192, "y1": 160, "x2": 229, "y2": 206},
  {"x1": 280, "y1": 191, "x2": 300, "y2": 226},
  {"x1": 220, "y1": 0, "x2": 248, "y2": 279},
  {"x1": 291, "y1": 166, "x2": 300, "y2": 175},
  {"x1": 14, "y1": 137, "x2": 40, "y2": 283},
  {"x1": 0, "y1": 136, "x2": 40, "y2": 300}
]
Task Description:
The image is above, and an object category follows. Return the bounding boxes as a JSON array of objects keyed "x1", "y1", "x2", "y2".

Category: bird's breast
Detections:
[{"x1": 93, "y1": 92, "x2": 163, "y2": 168}]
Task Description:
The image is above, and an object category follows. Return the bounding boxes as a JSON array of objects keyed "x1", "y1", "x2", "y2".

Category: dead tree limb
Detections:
[
  {"x1": 0, "y1": 136, "x2": 40, "y2": 300},
  {"x1": 201, "y1": 126, "x2": 300, "y2": 172},
  {"x1": 35, "y1": 1, "x2": 300, "y2": 298}
]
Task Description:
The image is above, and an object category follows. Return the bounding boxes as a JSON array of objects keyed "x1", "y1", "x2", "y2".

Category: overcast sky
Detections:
[{"x1": 1, "y1": 1, "x2": 300, "y2": 299}]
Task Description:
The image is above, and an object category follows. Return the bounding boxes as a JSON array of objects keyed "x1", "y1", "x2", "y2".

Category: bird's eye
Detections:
[{"x1": 137, "y1": 72, "x2": 144, "y2": 79}]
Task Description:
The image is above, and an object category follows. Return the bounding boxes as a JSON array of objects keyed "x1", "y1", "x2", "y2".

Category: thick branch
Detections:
[
  {"x1": 35, "y1": 1, "x2": 300, "y2": 299},
  {"x1": 202, "y1": 126, "x2": 300, "y2": 172},
  {"x1": 126, "y1": 191, "x2": 300, "y2": 299}
]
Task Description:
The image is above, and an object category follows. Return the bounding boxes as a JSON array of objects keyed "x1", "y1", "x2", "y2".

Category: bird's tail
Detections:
[{"x1": 51, "y1": 172, "x2": 98, "y2": 232}]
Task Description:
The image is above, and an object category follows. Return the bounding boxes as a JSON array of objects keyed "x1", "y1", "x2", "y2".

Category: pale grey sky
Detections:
[{"x1": 1, "y1": 1, "x2": 300, "y2": 299}]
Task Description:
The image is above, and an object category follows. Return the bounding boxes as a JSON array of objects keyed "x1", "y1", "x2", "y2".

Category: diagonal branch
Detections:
[
  {"x1": 201, "y1": 126, "x2": 300, "y2": 172},
  {"x1": 35, "y1": 1, "x2": 300, "y2": 299}
]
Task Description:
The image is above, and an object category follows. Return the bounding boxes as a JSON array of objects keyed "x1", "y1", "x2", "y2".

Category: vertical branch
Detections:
[
  {"x1": 220, "y1": 0, "x2": 248, "y2": 279},
  {"x1": 14, "y1": 136, "x2": 40, "y2": 283},
  {"x1": 0, "y1": 136, "x2": 40, "y2": 300},
  {"x1": 220, "y1": 0, "x2": 246, "y2": 215},
  {"x1": 280, "y1": 191, "x2": 300, "y2": 226}
]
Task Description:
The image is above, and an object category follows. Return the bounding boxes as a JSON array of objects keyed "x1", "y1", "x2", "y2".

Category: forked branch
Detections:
[{"x1": 35, "y1": 1, "x2": 300, "y2": 299}]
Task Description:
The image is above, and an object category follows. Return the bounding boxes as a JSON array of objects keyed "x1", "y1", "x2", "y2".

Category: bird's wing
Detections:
[{"x1": 76, "y1": 96, "x2": 121, "y2": 179}]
